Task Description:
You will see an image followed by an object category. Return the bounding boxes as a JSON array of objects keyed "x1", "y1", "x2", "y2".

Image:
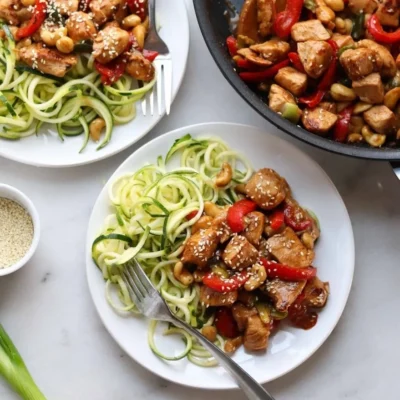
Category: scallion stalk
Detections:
[{"x1": 0, "y1": 324, "x2": 46, "y2": 400}]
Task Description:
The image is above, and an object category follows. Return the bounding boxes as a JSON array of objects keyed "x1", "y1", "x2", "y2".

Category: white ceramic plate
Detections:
[
  {"x1": 0, "y1": 1, "x2": 189, "y2": 168},
  {"x1": 86, "y1": 122, "x2": 354, "y2": 389}
]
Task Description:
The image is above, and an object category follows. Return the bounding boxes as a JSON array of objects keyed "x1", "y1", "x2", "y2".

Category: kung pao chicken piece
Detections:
[
  {"x1": 0, "y1": 0, "x2": 156, "y2": 84},
  {"x1": 228, "y1": 0, "x2": 400, "y2": 148},
  {"x1": 181, "y1": 167, "x2": 329, "y2": 353}
]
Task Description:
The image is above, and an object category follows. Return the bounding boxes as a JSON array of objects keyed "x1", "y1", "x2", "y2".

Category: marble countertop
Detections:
[{"x1": 1, "y1": 1, "x2": 400, "y2": 399}]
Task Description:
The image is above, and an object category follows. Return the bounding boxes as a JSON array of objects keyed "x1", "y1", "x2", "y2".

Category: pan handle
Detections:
[{"x1": 391, "y1": 162, "x2": 400, "y2": 180}]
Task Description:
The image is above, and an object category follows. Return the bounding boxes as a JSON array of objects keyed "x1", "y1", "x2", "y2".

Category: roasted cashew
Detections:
[
  {"x1": 191, "y1": 216, "x2": 213, "y2": 234},
  {"x1": 361, "y1": 125, "x2": 386, "y2": 147},
  {"x1": 173, "y1": 261, "x2": 194, "y2": 286},
  {"x1": 330, "y1": 83, "x2": 357, "y2": 102},
  {"x1": 244, "y1": 264, "x2": 267, "y2": 291},
  {"x1": 201, "y1": 326, "x2": 217, "y2": 342},
  {"x1": 301, "y1": 232, "x2": 315, "y2": 249},
  {"x1": 204, "y1": 201, "x2": 226, "y2": 217},
  {"x1": 353, "y1": 101, "x2": 372, "y2": 114},
  {"x1": 224, "y1": 336, "x2": 243, "y2": 353},
  {"x1": 347, "y1": 133, "x2": 364, "y2": 143},
  {"x1": 215, "y1": 162, "x2": 233, "y2": 188},
  {"x1": 384, "y1": 87, "x2": 400, "y2": 110}
]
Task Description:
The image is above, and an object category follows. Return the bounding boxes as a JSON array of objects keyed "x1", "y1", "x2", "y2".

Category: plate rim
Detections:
[
  {"x1": 85, "y1": 121, "x2": 355, "y2": 390},
  {"x1": 0, "y1": 1, "x2": 190, "y2": 168}
]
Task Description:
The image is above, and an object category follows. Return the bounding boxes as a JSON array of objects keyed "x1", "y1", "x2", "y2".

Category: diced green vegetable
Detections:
[
  {"x1": 351, "y1": 13, "x2": 365, "y2": 41},
  {"x1": 211, "y1": 264, "x2": 229, "y2": 278},
  {"x1": 0, "y1": 325, "x2": 46, "y2": 400},
  {"x1": 304, "y1": 0, "x2": 316, "y2": 12},
  {"x1": 282, "y1": 103, "x2": 301, "y2": 124},
  {"x1": 255, "y1": 302, "x2": 271, "y2": 324},
  {"x1": 270, "y1": 308, "x2": 288, "y2": 320}
]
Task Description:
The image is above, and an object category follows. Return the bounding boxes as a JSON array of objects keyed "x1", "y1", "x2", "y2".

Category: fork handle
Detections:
[{"x1": 172, "y1": 318, "x2": 276, "y2": 400}]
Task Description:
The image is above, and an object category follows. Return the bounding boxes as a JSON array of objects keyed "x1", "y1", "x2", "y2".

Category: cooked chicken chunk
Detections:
[
  {"x1": 268, "y1": 84, "x2": 296, "y2": 113},
  {"x1": 297, "y1": 40, "x2": 333, "y2": 79},
  {"x1": 181, "y1": 227, "x2": 220, "y2": 268},
  {"x1": 18, "y1": 43, "x2": 77, "y2": 77},
  {"x1": 275, "y1": 67, "x2": 307, "y2": 96},
  {"x1": 93, "y1": 25, "x2": 129, "y2": 64},
  {"x1": 89, "y1": 0, "x2": 125, "y2": 25},
  {"x1": 357, "y1": 40, "x2": 396, "y2": 78},
  {"x1": 0, "y1": 0, "x2": 20, "y2": 25},
  {"x1": 66, "y1": 12, "x2": 97, "y2": 43},
  {"x1": 352, "y1": 73, "x2": 385, "y2": 104},
  {"x1": 244, "y1": 315, "x2": 270, "y2": 351},
  {"x1": 222, "y1": 235, "x2": 259, "y2": 270},
  {"x1": 250, "y1": 39, "x2": 290, "y2": 64},
  {"x1": 301, "y1": 107, "x2": 338, "y2": 135},
  {"x1": 244, "y1": 211, "x2": 265, "y2": 246},
  {"x1": 319, "y1": 101, "x2": 337, "y2": 114},
  {"x1": 331, "y1": 34, "x2": 354, "y2": 49},
  {"x1": 363, "y1": 105, "x2": 396, "y2": 134},
  {"x1": 237, "y1": 48, "x2": 272, "y2": 67},
  {"x1": 53, "y1": 0, "x2": 79, "y2": 15},
  {"x1": 263, "y1": 279, "x2": 306, "y2": 311},
  {"x1": 339, "y1": 48, "x2": 382, "y2": 81},
  {"x1": 257, "y1": 0, "x2": 275, "y2": 37},
  {"x1": 126, "y1": 51, "x2": 155, "y2": 82},
  {"x1": 291, "y1": 20, "x2": 330, "y2": 42},
  {"x1": 348, "y1": 0, "x2": 377, "y2": 13},
  {"x1": 245, "y1": 168, "x2": 287, "y2": 210},
  {"x1": 267, "y1": 227, "x2": 314, "y2": 267},
  {"x1": 376, "y1": 0, "x2": 399, "y2": 27},
  {"x1": 302, "y1": 277, "x2": 329, "y2": 308},
  {"x1": 232, "y1": 303, "x2": 258, "y2": 331},
  {"x1": 200, "y1": 286, "x2": 238, "y2": 307},
  {"x1": 237, "y1": 0, "x2": 259, "y2": 42}
]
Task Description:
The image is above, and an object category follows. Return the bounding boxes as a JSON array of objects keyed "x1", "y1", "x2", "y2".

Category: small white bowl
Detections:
[{"x1": 0, "y1": 184, "x2": 40, "y2": 276}]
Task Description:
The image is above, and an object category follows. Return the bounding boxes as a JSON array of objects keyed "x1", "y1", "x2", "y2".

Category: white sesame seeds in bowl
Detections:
[{"x1": 0, "y1": 184, "x2": 40, "y2": 277}]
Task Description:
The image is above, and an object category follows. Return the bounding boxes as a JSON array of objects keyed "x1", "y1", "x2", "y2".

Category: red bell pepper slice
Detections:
[
  {"x1": 215, "y1": 308, "x2": 239, "y2": 338},
  {"x1": 283, "y1": 204, "x2": 311, "y2": 231},
  {"x1": 333, "y1": 105, "x2": 354, "y2": 142},
  {"x1": 235, "y1": 58, "x2": 259, "y2": 69},
  {"x1": 226, "y1": 199, "x2": 257, "y2": 233},
  {"x1": 202, "y1": 270, "x2": 249, "y2": 293},
  {"x1": 288, "y1": 52, "x2": 305, "y2": 73},
  {"x1": 270, "y1": 210, "x2": 285, "y2": 230},
  {"x1": 226, "y1": 35, "x2": 238, "y2": 57},
  {"x1": 273, "y1": 0, "x2": 304, "y2": 38},
  {"x1": 186, "y1": 210, "x2": 198, "y2": 221},
  {"x1": 16, "y1": 0, "x2": 47, "y2": 40},
  {"x1": 126, "y1": 0, "x2": 147, "y2": 20},
  {"x1": 298, "y1": 90, "x2": 326, "y2": 108},
  {"x1": 367, "y1": 14, "x2": 400, "y2": 44},
  {"x1": 260, "y1": 258, "x2": 317, "y2": 281},
  {"x1": 95, "y1": 57, "x2": 126, "y2": 85},
  {"x1": 143, "y1": 49, "x2": 159, "y2": 62},
  {"x1": 239, "y1": 59, "x2": 290, "y2": 83},
  {"x1": 288, "y1": 292, "x2": 318, "y2": 330},
  {"x1": 317, "y1": 40, "x2": 338, "y2": 91}
]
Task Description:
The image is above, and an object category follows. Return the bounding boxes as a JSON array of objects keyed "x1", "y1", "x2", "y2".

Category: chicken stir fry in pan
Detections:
[
  {"x1": 180, "y1": 167, "x2": 329, "y2": 353},
  {"x1": 0, "y1": 0, "x2": 156, "y2": 83},
  {"x1": 228, "y1": 0, "x2": 400, "y2": 148}
]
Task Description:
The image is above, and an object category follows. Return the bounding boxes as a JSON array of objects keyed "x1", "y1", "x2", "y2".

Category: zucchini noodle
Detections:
[
  {"x1": 92, "y1": 134, "x2": 253, "y2": 366},
  {"x1": 0, "y1": 27, "x2": 155, "y2": 151}
]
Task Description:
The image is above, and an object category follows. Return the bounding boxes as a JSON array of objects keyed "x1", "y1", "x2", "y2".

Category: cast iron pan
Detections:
[{"x1": 193, "y1": 0, "x2": 400, "y2": 169}]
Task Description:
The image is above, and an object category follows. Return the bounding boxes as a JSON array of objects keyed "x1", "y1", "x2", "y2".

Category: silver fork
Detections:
[
  {"x1": 122, "y1": 259, "x2": 276, "y2": 400},
  {"x1": 141, "y1": 0, "x2": 172, "y2": 116}
]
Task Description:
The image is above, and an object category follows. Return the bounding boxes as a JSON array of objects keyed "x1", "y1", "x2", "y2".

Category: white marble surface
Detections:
[{"x1": 1, "y1": 1, "x2": 400, "y2": 399}]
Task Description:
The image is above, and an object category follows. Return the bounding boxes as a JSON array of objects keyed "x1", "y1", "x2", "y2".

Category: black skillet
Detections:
[{"x1": 193, "y1": 0, "x2": 400, "y2": 174}]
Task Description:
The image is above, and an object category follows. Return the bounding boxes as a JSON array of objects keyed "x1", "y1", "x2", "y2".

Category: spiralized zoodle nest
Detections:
[
  {"x1": 0, "y1": 0, "x2": 157, "y2": 150},
  {"x1": 92, "y1": 135, "x2": 329, "y2": 366},
  {"x1": 228, "y1": 0, "x2": 400, "y2": 148}
]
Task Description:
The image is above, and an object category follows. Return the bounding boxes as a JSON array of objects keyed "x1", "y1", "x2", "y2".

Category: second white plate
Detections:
[
  {"x1": 86, "y1": 122, "x2": 354, "y2": 389},
  {"x1": 0, "y1": 0, "x2": 189, "y2": 167}
]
